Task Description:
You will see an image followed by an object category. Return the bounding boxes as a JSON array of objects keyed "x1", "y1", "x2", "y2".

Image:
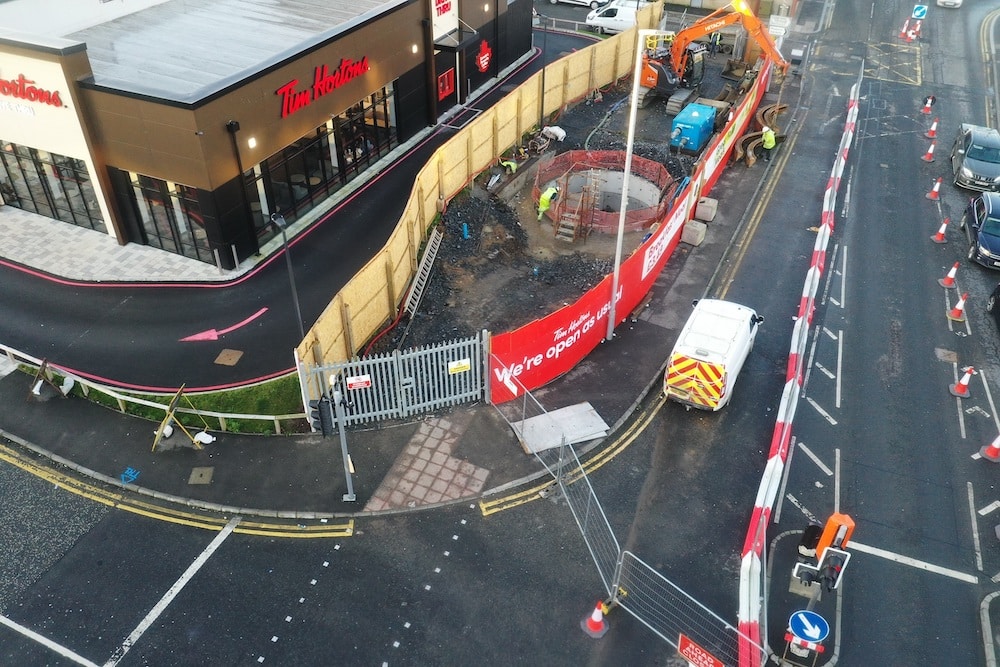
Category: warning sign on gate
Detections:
[
  {"x1": 678, "y1": 633, "x2": 724, "y2": 667},
  {"x1": 346, "y1": 374, "x2": 372, "y2": 390},
  {"x1": 447, "y1": 358, "x2": 471, "y2": 375}
]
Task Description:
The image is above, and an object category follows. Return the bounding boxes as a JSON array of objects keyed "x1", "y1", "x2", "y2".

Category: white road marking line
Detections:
[
  {"x1": 0, "y1": 615, "x2": 100, "y2": 667},
  {"x1": 839, "y1": 246, "x2": 847, "y2": 309},
  {"x1": 849, "y1": 541, "x2": 979, "y2": 583},
  {"x1": 785, "y1": 493, "x2": 819, "y2": 524},
  {"x1": 992, "y1": 572, "x2": 1000, "y2": 583},
  {"x1": 979, "y1": 368, "x2": 1000, "y2": 433},
  {"x1": 969, "y1": 482, "x2": 985, "y2": 572},
  {"x1": 806, "y1": 396, "x2": 838, "y2": 425},
  {"x1": 953, "y1": 362, "x2": 968, "y2": 441},
  {"x1": 797, "y1": 441, "x2": 833, "y2": 476},
  {"x1": 774, "y1": 437, "x2": 797, "y2": 524},
  {"x1": 815, "y1": 362, "x2": 835, "y2": 379},
  {"x1": 973, "y1": 451, "x2": 983, "y2": 460},
  {"x1": 834, "y1": 448, "x2": 841, "y2": 514},
  {"x1": 979, "y1": 500, "x2": 1000, "y2": 516},
  {"x1": 836, "y1": 330, "x2": 843, "y2": 409},
  {"x1": 103, "y1": 516, "x2": 241, "y2": 667},
  {"x1": 822, "y1": 327, "x2": 838, "y2": 340}
]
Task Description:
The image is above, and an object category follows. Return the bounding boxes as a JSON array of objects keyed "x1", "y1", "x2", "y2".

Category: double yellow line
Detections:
[
  {"x1": 0, "y1": 442, "x2": 353, "y2": 538},
  {"x1": 479, "y1": 393, "x2": 666, "y2": 516}
]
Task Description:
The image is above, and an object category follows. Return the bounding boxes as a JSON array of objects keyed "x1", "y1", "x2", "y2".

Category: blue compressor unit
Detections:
[{"x1": 669, "y1": 103, "x2": 717, "y2": 153}]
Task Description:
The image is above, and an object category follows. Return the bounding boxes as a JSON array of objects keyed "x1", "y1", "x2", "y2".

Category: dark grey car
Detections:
[{"x1": 952, "y1": 124, "x2": 1000, "y2": 191}]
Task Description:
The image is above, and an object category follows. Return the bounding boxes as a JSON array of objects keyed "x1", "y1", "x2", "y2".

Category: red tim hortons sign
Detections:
[
  {"x1": 275, "y1": 57, "x2": 370, "y2": 118},
  {"x1": 0, "y1": 73, "x2": 64, "y2": 107}
]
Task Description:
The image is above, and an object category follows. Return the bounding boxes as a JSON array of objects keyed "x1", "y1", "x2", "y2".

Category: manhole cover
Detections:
[
  {"x1": 215, "y1": 349, "x2": 243, "y2": 366},
  {"x1": 188, "y1": 466, "x2": 214, "y2": 485}
]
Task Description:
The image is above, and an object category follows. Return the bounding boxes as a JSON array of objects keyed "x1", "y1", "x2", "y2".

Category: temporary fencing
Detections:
[
  {"x1": 491, "y1": 360, "x2": 760, "y2": 663},
  {"x1": 735, "y1": 63, "x2": 865, "y2": 667}
]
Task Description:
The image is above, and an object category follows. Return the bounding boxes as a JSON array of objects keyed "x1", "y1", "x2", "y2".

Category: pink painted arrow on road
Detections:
[{"x1": 180, "y1": 307, "x2": 269, "y2": 341}]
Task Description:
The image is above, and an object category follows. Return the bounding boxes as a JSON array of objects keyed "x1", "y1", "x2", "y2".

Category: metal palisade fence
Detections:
[{"x1": 300, "y1": 330, "x2": 487, "y2": 427}]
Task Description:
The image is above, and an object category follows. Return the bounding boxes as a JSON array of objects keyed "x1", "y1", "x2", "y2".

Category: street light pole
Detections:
[
  {"x1": 270, "y1": 212, "x2": 306, "y2": 341},
  {"x1": 606, "y1": 29, "x2": 653, "y2": 341},
  {"x1": 537, "y1": 14, "x2": 549, "y2": 129}
]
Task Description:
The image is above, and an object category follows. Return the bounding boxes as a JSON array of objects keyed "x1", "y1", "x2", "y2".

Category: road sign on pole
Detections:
[
  {"x1": 912, "y1": 4, "x2": 927, "y2": 19},
  {"x1": 678, "y1": 633, "x2": 724, "y2": 667},
  {"x1": 788, "y1": 610, "x2": 830, "y2": 644}
]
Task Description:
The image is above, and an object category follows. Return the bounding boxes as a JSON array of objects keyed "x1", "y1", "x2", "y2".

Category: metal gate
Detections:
[{"x1": 300, "y1": 331, "x2": 487, "y2": 427}]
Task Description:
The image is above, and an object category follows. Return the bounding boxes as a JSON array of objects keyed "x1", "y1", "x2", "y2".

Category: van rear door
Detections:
[{"x1": 665, "y1": 355, "x2": 726, "y2": 409}]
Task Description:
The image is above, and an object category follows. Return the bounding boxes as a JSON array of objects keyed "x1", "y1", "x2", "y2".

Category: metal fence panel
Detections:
[
  {"x1": 616, "y1": 550, "x2": 760, "y2": 667},
  {"x1": 306, "y1": 332, "x2": 484, "y2": 426}
]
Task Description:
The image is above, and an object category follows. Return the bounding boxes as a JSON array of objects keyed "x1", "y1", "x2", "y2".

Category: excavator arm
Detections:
[{"x1": 670, "y1": 0, "x2": 789, "y2": 79}]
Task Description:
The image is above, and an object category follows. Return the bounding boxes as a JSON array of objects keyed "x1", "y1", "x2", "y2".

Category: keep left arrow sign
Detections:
[{"x1": 180, "y1": 307, "x2": 269, "y2": 341}]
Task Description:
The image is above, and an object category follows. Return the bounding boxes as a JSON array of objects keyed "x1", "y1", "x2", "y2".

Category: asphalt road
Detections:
[{"x1": 7, "y1": 2, "x2": 1000, "y2": 667}]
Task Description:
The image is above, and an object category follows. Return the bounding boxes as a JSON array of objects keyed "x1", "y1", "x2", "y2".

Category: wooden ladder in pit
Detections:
[{"x1": 554, "y1": 170, "x2": 599, "y2": 243}]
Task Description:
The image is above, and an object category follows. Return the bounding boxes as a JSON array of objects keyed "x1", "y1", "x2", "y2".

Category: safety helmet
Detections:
[{"x1": 762, "y1": 126, "x2": 770, "y2": 132}]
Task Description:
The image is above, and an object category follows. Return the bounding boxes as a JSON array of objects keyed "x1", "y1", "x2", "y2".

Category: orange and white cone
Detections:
[
  {"x1": 926, "y1": 117, "x2": 939, "y2": 139},
  {"x1": 938, "y1": 262, "x2": 959, "y2": 288},
  {"x1": 921, "y1": 140, "x2": 936, "y2": 162},
  {"x1": 926, "y1": 177, "x2": 942, "y2": 200},
  {"x1": 951, "y1": 366, "x2": 975, "y2": 398},
  {"x1": 921, "y1": 97, "x2": 933, "y2": 114},
  {"x1": 981, "y1": 434, "x2": 1000, "y2": 463},
  {"x1": 948, "y1": 292, "x2": 969, "y2": 322},
  {"x1": 931, "y1": 218, "x2": 949, "y2": 244},
  {"x1": 899, "y1": 19, "x2": 910, "y2": 39},
  {"x1": 581, "y1": 601, "x2": 609, "y2": 638}
]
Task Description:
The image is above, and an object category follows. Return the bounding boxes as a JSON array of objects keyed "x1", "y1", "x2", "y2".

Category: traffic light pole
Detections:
[{"x1": 331, "y1": 377, "x2": 356, "y2": 502}]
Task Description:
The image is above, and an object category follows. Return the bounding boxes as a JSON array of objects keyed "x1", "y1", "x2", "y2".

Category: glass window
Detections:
[
  {"x1": 0, "y1": 140, "x2": 105, "y2": 233},
  {"x1": 130, "y1": 172, "x2": 213, "y2": 263}
]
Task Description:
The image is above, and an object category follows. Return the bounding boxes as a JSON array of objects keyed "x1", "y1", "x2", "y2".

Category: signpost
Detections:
[
  {"x1": 788, "y1": 610, "x2": 829, "y2": 644},
  {"x1": 912, "y1": 4, "x2": 927, "y2": 19},
  {"x1": 678, "y1": 633, "x2": 724, "y2": 667}
]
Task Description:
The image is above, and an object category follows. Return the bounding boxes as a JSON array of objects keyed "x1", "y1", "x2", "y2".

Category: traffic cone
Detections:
[
  {"x1": 581, "y1": 601, "x2": 609, "y2": 638},
  {"x1": 913, "y1": 20, "x2": 922, "y2": 37},
  {"x1": 905, "y1": 29, "x2": 916, "y2": 43},
  {"x1": 947, "y1": 292, "x2": 969, "y2": 322},
  {"x1": 950, "y1": 366, "x2": 975, "y2": 398},
  {"x1": 921, "y1": 140, "x2": 936, "y2": 162},
  {"x1": 931, "y1": 218, "x2": 949, "y2": 244},
  {"x1": 926, "y1": 177, "x2": 942, "y2": 200},
  {"x1": 981, "y1": 434, "x2": 1000, "y2": 462},
  {"x1": 926, "y1": 117, "x2": 939, "y2": 139},
  {"x1": 921, "y1": 96, "x2": 934, "y2": 114},
  {"x1": 899, "y1": 18, "x2": 909, "y2": 38},
  {"x1": 938, "y1": 262, "x2": 959, "y2": 288}
]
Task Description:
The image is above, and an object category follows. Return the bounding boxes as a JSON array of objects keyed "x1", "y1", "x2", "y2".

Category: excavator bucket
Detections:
[{"x1": 721, "y1": 58, "x2": 748, "y2": 81}]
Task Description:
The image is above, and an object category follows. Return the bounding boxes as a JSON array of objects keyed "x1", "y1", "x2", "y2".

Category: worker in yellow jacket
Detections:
[
  {"x1": 761, "y1": 126, "x2": 776, "y2": 162},
  {"x1": 537, "y1": 185, "x2": 559, "y2": 221}
]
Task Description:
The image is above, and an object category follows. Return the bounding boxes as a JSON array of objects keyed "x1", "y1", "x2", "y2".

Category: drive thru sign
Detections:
[{"x1": 678, "y1": 633, "x2": 724, "y2": 667}]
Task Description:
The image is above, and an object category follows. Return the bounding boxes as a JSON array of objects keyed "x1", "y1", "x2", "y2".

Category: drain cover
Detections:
[
  {"x1": 188, "y1": 466, "x2": 214, "y2": 485},
  {"x1": 214, "y1": 349, "x2": 243, "y2": 366}
]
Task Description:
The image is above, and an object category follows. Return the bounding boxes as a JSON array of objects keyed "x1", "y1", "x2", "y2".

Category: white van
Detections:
[
  {"x1": 585, "y1": 4, "x2": 638, "y2": 34},
  {"x1": 663, "y1": 299, "x2": 763, "y2": 411}
]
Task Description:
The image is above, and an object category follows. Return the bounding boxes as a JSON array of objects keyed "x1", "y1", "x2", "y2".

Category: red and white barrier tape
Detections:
[{"x1": 736, "y1": 84, "x2": 862, "y2": 666}]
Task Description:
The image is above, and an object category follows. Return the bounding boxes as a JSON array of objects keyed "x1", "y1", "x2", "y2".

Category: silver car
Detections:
[{"x1": 952, "y1": 124, "x2": 1000, "y2": 192}]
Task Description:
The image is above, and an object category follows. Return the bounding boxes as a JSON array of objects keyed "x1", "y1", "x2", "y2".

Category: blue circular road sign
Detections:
[{"x1": 788, "y1": 610, "x2": 830, "y2": 643}]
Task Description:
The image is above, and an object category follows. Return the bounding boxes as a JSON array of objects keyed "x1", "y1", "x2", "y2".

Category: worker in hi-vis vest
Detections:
[
  {"x1": 537, "y1": 185, "x2": 559, "y2": 221},
  {"x1": 761, "y1": 126, "x2": 776, "y2": 162}
]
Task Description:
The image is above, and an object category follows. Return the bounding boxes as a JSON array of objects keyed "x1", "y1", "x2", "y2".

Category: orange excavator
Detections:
[{"x1": 637, "y1": 0, "x2": 789, "y2": 110}]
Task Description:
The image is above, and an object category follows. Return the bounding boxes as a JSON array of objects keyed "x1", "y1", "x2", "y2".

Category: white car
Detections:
[
  {"x1": 548, "y1": 0, "x2": 648, "y2": 10},
  {"x1": 549, "y1": 0, "x2": 604, "y2": 8},
  {"x1": 937, "y1": 0, "x2": 962, "y2": 7}
]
